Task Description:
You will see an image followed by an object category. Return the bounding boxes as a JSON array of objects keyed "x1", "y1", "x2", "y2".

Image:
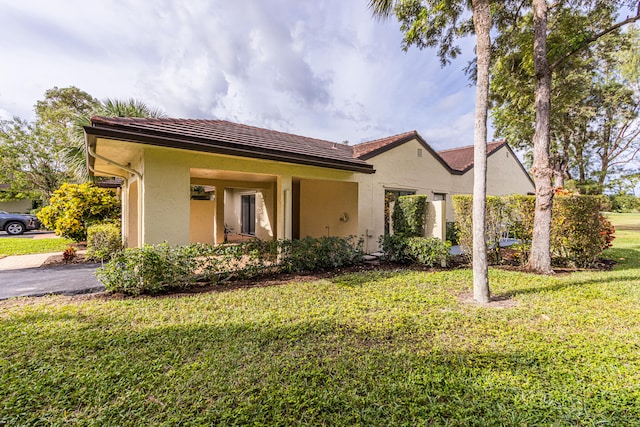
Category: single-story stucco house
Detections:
[{"x1": 84, "y1": 117, "x2": 534, "y2": 253}]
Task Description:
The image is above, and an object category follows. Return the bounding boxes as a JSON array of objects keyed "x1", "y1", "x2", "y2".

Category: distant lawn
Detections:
[
  {"x1": 0, "y1": 237, "x2": 73, "y2": 257},
  {"x1": 1, "y1": 222, "x2": 639, "y2": 425},
  {"x1": 606, "y1": 212, "x2": 640, "y2": 231}
]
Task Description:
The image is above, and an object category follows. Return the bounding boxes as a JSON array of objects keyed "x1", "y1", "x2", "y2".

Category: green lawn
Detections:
[
  {"x1": 1, "y1": 219, "x2": 639, "y2": 425},
  {"x1": 0, "y1": 237, "x2": 73, "y2": 257},
  {"x1": 606, "y1": 212, "x2": 640, "y2": 231}
]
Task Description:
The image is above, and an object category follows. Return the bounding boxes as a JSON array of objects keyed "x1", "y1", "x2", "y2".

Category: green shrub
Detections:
[
  {"x1": 97, "y1": 243, "x2": 201, "y2": 295},
  {"x1": 86, "y1": 223, "x2": 122, "y2": 262},
  {"x1": 445, "y1": 222, "x2": 459, "y2": 245},
  {"x1": 452, "y1": 194, "x2": 613, "y2": 268},
  {"x1": 37, "y1": 183, "x2": 120, "y2": 241},
  {"x1": 380, "y1": 235, "x2": 450, "y2": 267},
  {"x1": 279, "y1": 236, "x2": 363, "y2": 273},
  {"x1": 451, "y1": 195, "x2": 473, "y2": 258},
  {"x1": 609, "y1": 194, "x2": 640, "y2": 213},
  {"x1": 552, "y1": 196, "x2": 615, "y2": 268},
  {"x1": 97, "y1": 236, "x2": 363, "y2": 295},
  {"x1": 392, "y1": 195, "x2": 427, "y2": 237}
]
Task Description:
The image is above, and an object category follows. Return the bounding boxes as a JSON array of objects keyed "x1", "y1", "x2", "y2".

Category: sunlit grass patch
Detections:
[{"x1": 0, "y1": 237, "x2": 73, "y2": 256}]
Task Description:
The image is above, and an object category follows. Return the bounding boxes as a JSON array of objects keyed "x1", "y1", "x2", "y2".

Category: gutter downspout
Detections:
[{"x1": 86, "y1": 143, "x2": 143, "y2": 248}]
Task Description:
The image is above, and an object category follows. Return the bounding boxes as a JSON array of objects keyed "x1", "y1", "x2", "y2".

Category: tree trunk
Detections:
[
  {"x1": 471, "y1": 0, "x2": 491, "y2": 303},
  {"x1": 527, "y1": 0, "x2": 554, "y2": 274}
]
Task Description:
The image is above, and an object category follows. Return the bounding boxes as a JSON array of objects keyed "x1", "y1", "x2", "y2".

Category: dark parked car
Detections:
[{"x1": 0, "y1": 210, "x2": 40, "y2": 235}]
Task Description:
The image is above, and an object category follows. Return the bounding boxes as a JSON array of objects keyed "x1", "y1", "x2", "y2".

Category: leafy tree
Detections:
[
  {"x1": 369, "y1": 0, "x2": 493, "y2": 302},
  {"x1": 487, "y1": 1, "x2": 639, "y2": 273},
  {"x1": 35, "y1": 86, "x2": 100, "y2": 151},
  {"x1": 0, "y1": 87, "x2": 99, "y2": 203},
  {"x1": 37, "y1": 183, "x2": 120, "y2": 241},
  {"x1": 492, "y1": 23, "x2": 639, "y2": 193},
  {"x1": 68, "y1": 98, "x2": 166, "y2": 181},
  {"x1": 0, "y1": 118, "x2": 70, "y2": 202}
]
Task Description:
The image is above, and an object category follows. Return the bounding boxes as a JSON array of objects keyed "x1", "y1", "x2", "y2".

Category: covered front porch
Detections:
[
  {"x1": 187, "y1": 168, "x2": 359, "y2": 246},
  {"x1": 115, "y1": 147, "x2": 361, "y2": 248}
]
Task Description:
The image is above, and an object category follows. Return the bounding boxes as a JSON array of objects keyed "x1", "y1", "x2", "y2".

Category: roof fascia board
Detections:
[{"x1": 85, "y1": 125, "x2": 375, "y2": 174}]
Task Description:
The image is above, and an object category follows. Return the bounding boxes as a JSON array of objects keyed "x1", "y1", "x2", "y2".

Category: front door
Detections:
[{"x1": 241, "y1": 194, "x2": 256, "y2": 235}]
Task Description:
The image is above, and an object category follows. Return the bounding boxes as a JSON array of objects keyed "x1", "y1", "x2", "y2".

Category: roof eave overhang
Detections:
[{"x1": 84, "y1": 125, "x2": 375, "y2": 174}]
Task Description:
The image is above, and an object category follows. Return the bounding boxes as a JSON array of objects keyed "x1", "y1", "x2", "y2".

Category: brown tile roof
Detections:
[
  {"x1": 437, "y1": 140, "x2": 506, "y2": 173},
  {"x1": 353, "y1": 130, "x2": 457, "y2": 173},
  {"x1": 352, "y1": 131, "x2": 418, "y2": 159},
  {"x1": 86, "y1": 117, "x2": 374, "y2": 174}
]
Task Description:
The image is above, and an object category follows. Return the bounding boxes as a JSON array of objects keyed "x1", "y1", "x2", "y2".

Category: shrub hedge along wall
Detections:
[
  {"x1": 392, "y1": 195, "x2": 427, "y2": 237},
  {"x1": 98, "y1": 236, "x2": 364, "y2": 295},
  {"x1": 452, "y1": 194, "x2": 614, "y2": 268}
]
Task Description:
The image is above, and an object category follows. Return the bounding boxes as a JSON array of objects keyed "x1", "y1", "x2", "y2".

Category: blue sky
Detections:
[{"x1": 0, "y1": 0, "x2": 481, "y2": 150}]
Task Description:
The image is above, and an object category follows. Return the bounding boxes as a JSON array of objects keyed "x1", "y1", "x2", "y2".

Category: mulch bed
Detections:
[
  {"x1": 47, "y1": 246, "x2": 616, "y2": 303},
  {"x1": 40, "y1": 243, "x2": 92, "y2": 267}
]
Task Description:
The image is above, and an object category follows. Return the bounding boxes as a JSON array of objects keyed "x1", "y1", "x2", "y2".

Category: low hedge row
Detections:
[
  {"x1": 452, "y1": 194, "x2": 614, "y2": 268},
  {"x1": 379, "y1": 235, "x2": 451, "y2": 267},
  {"x1": 97, "y1": 236, "x2": 363, "y2": 295}
]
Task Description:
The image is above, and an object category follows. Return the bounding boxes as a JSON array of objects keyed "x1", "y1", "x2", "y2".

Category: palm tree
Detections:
[
  {"x1": 368, "y1": 0, "x2": 492, "y2": 302},
  {"x1": 65, "y1": 98, "x2": 166, "y2": 181}
]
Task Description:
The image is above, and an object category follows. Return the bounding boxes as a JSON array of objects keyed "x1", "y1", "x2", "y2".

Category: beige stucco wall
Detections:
[
  {"x1": 190, "y1": 200, "x2": 215, "y2": 244},
  {"x1": 299, "y1": 180, "x2": 358, "y2": 238},
  {"x1": 142, "y1": 148, "x2": 191, "y2": 246},
  {"x1": 355, "y1": 138, "x2": 454, "y2": 252},
  {"x1": 452, "y1": 145, "x2": 534, "y2": 196},
  {"x1": 126, "y1": 180, "x2": 139, "y2": 248},
  {"x1": 0, "y1": 199, "x2": 32, "y2": 213}
]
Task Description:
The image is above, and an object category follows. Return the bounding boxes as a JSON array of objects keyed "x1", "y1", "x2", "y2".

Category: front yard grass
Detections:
[
  {"x1": 0, "y1": 237, "x2": 73, "y2": 257},
  {"x1": 1, "y1": 218, "x2": 639, "y2": 425}
]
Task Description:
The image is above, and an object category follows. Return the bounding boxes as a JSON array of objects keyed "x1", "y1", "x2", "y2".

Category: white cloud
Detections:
[
  {"x1": 0, "y1": 108, "x2": 12, "y2": 121},
  {"x1": 0, "y1": 0, "x2": 480, "y2": 149}
]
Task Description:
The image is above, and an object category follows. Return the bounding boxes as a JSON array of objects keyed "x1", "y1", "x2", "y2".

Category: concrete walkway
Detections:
[{"x1": 0, "y1": 252, "x2": 59, "y2": 270}]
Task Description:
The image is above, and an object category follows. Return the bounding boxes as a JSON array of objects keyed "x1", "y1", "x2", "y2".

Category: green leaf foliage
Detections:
[
  {"x1": 86, "y1": 223, "x2": 123, "y2": 262},
  {"x1": 609, "y1": 194, "x2": 640, "y2": 213},
  {"x1": 37, "y1": 183, "x2": 121, "y2": 242},
  {"x1": 380, "y1": 234, "x2": 450, "y2": 266},
  {"x1": 453, "y1": 194, "x2": 614, "y2": 268},
  {"x1": 98, "y1": 236, "x2": 364, "y2": 295},
  {"x1": 392, "y1": 194, "x2": 427, "y2": 237}
]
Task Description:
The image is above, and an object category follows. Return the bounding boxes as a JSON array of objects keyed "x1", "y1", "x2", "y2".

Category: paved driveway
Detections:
[{"x1": 0, "y1": 264, "x2": 104, "y2": 300}]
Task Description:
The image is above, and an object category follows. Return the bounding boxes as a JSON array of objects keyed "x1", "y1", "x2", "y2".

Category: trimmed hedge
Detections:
[
  {"x1": 97, "y1": 236, "x2": 363, "y2": 295},
  {"x1": 86, "y1": 223, "x2": 122, "y2": 262},
  {"x1": 452, "y1": 194, "x2": 614, "y2": 268},
  {"x1": 392, "y1": 195, "x2": 427, "y2": 237},
  {"x1": 380, "y1": 234, "x2": 450, "y2": 267}
]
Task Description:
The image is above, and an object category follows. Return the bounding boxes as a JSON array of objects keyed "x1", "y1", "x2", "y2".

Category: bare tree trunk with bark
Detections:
[
  {"x1": 472, "y1": 0, "x2": 491, "y2": 302},
  {"x1": 528, "y1": 0, "x2": 554, "y2": 274}
]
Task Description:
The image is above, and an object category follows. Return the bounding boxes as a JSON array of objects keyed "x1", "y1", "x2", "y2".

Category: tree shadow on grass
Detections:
[
  {"x1": 2, "y1": 313, "x2": 638, "y2": 426},
  {"x1": 601, "y1": 248, "x2": 640, "y2": 270}
]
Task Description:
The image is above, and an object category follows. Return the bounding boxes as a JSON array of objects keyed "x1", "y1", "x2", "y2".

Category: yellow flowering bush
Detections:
[{"x1": 38, "y1": 183, "x2": 120, "y2": 241}]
